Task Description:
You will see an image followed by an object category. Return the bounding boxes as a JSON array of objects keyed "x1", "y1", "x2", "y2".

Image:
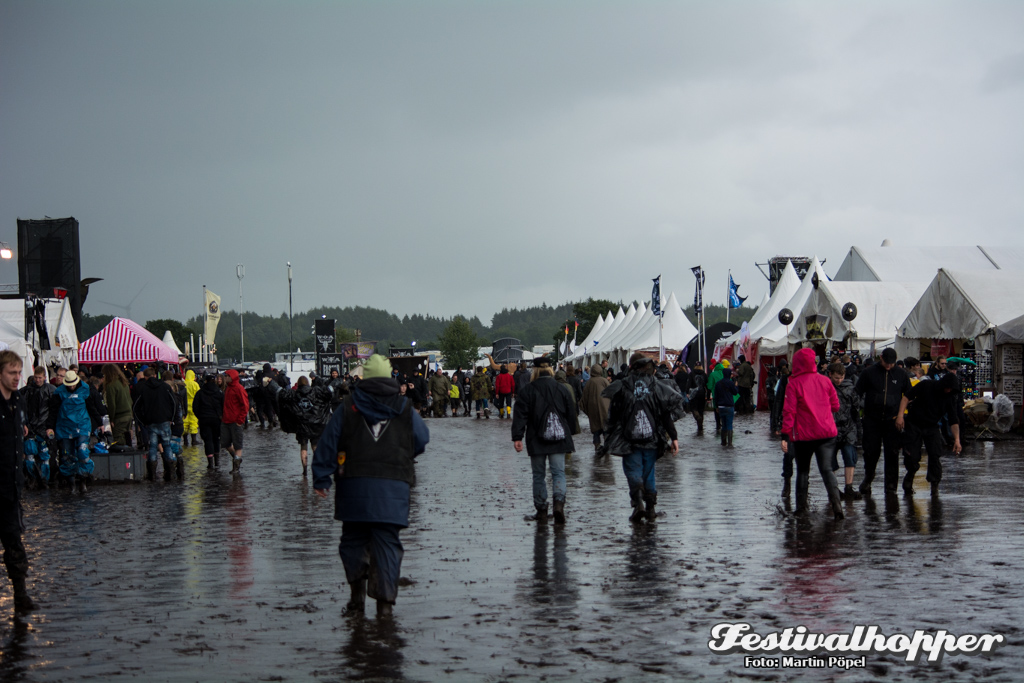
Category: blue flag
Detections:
[
  {"x1": 651, "y1": 275, "x2": 662, "y2": 316},
  {"x1": 729, "y1": 275, "x2": 747, "y2": 309}
]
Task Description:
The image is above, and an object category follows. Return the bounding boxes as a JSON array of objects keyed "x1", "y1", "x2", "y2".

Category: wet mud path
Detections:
[{"x1": 2, "y1": 412, "x2": 1021, "y2": 681}]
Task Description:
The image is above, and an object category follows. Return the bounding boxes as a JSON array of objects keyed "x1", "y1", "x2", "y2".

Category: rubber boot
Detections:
[
  {"x1": 214, "y1": 452, "x2": 220, "y2": 468},
  {"x1": 721, "y1": 430, "x2": 728, "y2": 447},
  {"x1": 643, "y1": 492, "x2": 658, "y2": 522},
  {"x1": 476, "y1": 412, "x2": 481, "y2": 420},
  {"x1": 231, "y1": 457, "x2": 241, "y2": 473},
  {"x1": 77, "y1": 476, "x2": 88, "y2": 494},
  {"x1": 727, "y1": 430, "x2": 733, "y2": 447},
  {"x1": 346, "y1": 578, "x2": 366, "y2": 613},
  {"x1": 146, "y1": 460, "x2": 157, "y2": 481},
  {"x1": 844, "y1": 484, "x2": 861, "y2": 500},
  {"x1": 531, "y1": 504, "x2": 548, "y2": 523},
  {"x1": 794, "y1": 471, "x2": 809, "y2": 515},
  {"x1": 930, "y1": 481, "x2": 940, "y2": 496},
  {"x1": 207, "y1": 456, "x2": 214, "y2": 470},
  {"x1": 629, "y1": 489, "x2": 646, "y2": 524},
  {"x1": 11, "y1": 576, "x2": 35, "y2": 614},
  {"x1": 376, "y1": 601, "x2": 394, "y2": 618},
  {"x1": 175, "y1": 455, "x2": 185, "y2": 481},
  {"x1": 163, "y1": 458, "x2": 174, "y2": 482},
  {"x1": 902, "y1": 471, "x2": 915, "y2": 495},
  {"x1": 484, "y1": 409, "x2": 490, "y2": 419},
  {"x1": 828, "y1": 484, "x2": 845, "y2": 520},
  {"x1": 553, "y1": 500, "x2": 565, "y2": 525}
]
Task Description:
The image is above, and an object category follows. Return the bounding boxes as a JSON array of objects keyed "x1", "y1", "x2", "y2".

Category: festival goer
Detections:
[
  {"x1": 102, "y1": 364, "x2": 133, "y2": 448},
  {"x1": 471, "y1": 367, "x2": 492, "y2": 419},
  {"x1": 0, "y1": 350, "x2": 36, "y2": 612},
  {"x1": 191, "y1": 373, "x2": 224, "y2": 469},
  {"x1": 734, "y1": 355, "x2": 755, "y2": 414},
  {"x1": 601, "y1": 353, "x2": 680, "y2": 523},
  {"x1": 312, "y1": 354, "x2": 429, "y2": 618},
  {"x1": 183, "y1": 369, "x2": 200, "y2": 446},
  {"x1": 511, "y1": 357, "x2": 577, "y2": 525},
  {"x1": 448, "y1": 380, "x2": 461, "y2": 418},
  {"x1": 494, "y1": 365, "x2": 515, "y2": 419},
  {"x1": 428, "y1": 370, "x2": 449, "y2": 418},
  {"x1": 279, "y1": 375, "x2": 332, "y2": 476},
  {"x1": 580, "y1": 364, "x2": 610, "y2": 452},
  {"x1": 855, "y1": 347, "x2": 912, "y2": 495},
  {"x1": 828, "y1": 361, "x2": 862, "y2": 500},
  {"x1": 554, "y1": 370, "x2": 581, "y2": 435},
  {"x1": 221, "y1": 369, "x2": 250, "y2": 473},
  {"x1": 780, "y1": 348, "x2": 844, "y2": 519},
  {"x1": 706, "y1": 360, "x2": 729, "y2": 432},
  {"x1": 46, "y1": 370, "x2": 98, "y2": 492},
  {"x1": 714, "y1": 367, "x2": 739, "y2": 447},
  {"x1": 21, "y1": 367, "x2": 54, "y2": 488},
  {"x1": 900, "y1": 369, "x2": 962, "y2": 496},
  {"x1": 135, "y1": 367, "x2": 179, "y2": 481},
  {"x1": 687, "y1": 362, "x2": 708, "y2": 434}
]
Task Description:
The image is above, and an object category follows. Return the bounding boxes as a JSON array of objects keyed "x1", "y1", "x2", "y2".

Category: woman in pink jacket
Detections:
[{"x1": 780, "y1": 348, "x2": 844, "y2": 519}]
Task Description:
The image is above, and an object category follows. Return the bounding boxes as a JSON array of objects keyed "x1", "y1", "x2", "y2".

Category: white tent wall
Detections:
[
  {"x1": 599, "y1": 302, "x2": 647, "y2": 366},
  {"x1": 0, "y1": 298, "x2": 79, "y2": 377},
  {"x1": 720, "y1": 260, "x2": 802, "y2": 350},
  {"x1": 590, "y1": 305, "x2": 631, "y2": 363},
  {"x1": 568, "y1": 312, "x2": 608, "y2": 366},
  {"x1": 833, "y1": 245, "x2": 1002, "y2": 282},
  {"x1": 615, "y1": 293, "x2": 698, "y2": 365},
  {"x1": 899, "y1": 269, "x2": 1024, "y2": 341},
  {"x1": 757, "y1": 258, "x2": 830, "y2": 356}
]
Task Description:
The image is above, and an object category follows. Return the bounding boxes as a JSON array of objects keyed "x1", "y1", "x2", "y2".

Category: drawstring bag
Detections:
[{"x1": 540, "y1": 410, "x2": 566, "y2": 442}]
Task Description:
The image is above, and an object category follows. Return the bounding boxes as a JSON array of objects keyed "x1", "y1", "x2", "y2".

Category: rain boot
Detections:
[
  {"x1": 727, "y1": 430, "x2": 734, "y2": 447},
  {"x1": 794, "y1": 471, "x2": 809, "y2": 515},
  {"x1": 146, "y1": 460, "x2": 157, "y2": 481},
  {"x1": 930, "y1": 481, "x2": 940, "y2": 496},
  {"x1": 902, "y1": 471, "x2": 914, "y2": 495},
  {"x1": 531, "y1": 504, "x2": 548, "y2": 523},
  {"x1": 553, "y1": 500, "x2": 565, "y2": 525},
  {"x1": 214, "y1": 452, "x2": 220, "y2": 469},
  {"x1": 11, "y1": 576, "x2": 35, "y2": 614},
  {"x1": 376, "y1": 600, "x2": 393, "y2": 618},
  {"x1": 207, "y1": 456, "x2": 214, "y2": 470},
  {"x1": 176, "y1": 456, "x2": 185, "y2": 481},
  {"x1": 232, "y1": 457, "x2": 241, "y2": 473},
  {"x1": 721, "y1": 430, "x2": 728, "y2": 447},
  {"x1": 844, "y1": 484, "x2": 861, "y2": 500},
  {"x1": 476, "y1": 411, "x2": 481, "y2": 419},
  {"x1": 643, "y1": 491, "x2": 658, "y2": 522},
  {"x1": 162, "y1": 458, "x2": 173, "y2": 482},
  {"x1": 77, "y1": 476, "x2": 88, "y2": 494},
  {"x1": 629, "y1": 489, "x2": 646, "y2": 524},
  {"x1": 346, "y1": 578, "x2": 366, "y2": 613},
  {"x1": 828, "y1": 483, "x2": 845, "y2": 520}
]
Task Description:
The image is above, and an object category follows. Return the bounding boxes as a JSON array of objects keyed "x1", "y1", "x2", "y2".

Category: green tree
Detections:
[
  {"x1": 438, "y1": 317, "x2": 481, "y2": 370},
  {"x1": 572, "y1": 298, "x2": 620, "y2": 341},
  {"x1": 145, "y1": 319, "x2": 192, "y2": 349}
]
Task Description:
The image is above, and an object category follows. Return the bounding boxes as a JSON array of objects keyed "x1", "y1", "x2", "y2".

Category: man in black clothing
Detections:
[
  {"x1": 0, "y1": 350, "x2": 35, "y2": 613},
  {"x1": 900, "y1": 370, "x2": 962, "y2": 495},
  {"x1": 855, "y1": 347, "x2": 912, "y2": 495}
]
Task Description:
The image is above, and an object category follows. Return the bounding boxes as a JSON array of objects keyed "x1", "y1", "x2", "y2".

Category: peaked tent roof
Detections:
[
  {"x1": 567, "y1": 312, "x2": 608, "y2": 362},
  {"x1": 80, "y1": 317, "x2": 179, "y2": 364},
  {"x1": 789, "y1": 280, "x2": 927, "y2": 350},
  {"x1": 588, "y1": 305, "x2": 630, "y2": 358},
  {"x1": 162, "y1": 331, "x2": 183, "y2": 356},
  {"x1": 616, "y1": 292, "x2": 698, "y2": 353},
  {"x1": 832, "y1": 245, "x2": 1024, "y2": 283},
  {"x1": 898, "y1": 269, "x2": 1024, "y2": 340},
  {"x1": 757, "y1": 257, "x2": 830, "y2": 355},
  {"x1": 721, "y1": 259, "x2": 802, "y2": 348},
  {"x1": 601, "y1": 302, "x2": 648, "y2": 354}
]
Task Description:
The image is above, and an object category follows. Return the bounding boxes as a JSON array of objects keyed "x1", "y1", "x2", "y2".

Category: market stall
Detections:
[{"x1": 79, "y1": 317, "x2": 179, "y2": 366}]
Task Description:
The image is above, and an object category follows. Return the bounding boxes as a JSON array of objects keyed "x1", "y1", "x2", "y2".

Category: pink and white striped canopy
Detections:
[{"x1": 79, "y1": 317, "x2": 179, "y2": 365}]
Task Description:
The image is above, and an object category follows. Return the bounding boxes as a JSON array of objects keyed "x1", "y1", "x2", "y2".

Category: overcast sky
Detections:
[{"x1": 2, "y1": 1, "x2": 1022, "y2": 325}]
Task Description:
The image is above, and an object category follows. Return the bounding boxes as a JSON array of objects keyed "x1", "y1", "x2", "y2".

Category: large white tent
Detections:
[
  {"x1": 595, "y1": 302, "x2": 647, "y2": 363},
  {"x1": 0, "y1": 298, "x2": 79, "y2": 385},
  {"x1": 585, "y1": 305, "x2": 630, "y2": 362},
  {"x1": 608, "y1": 292, "x2": 698, "y2": 366},
  {"x1": 833, "y1": 244, "x2": 1024, "y2": 282},
  {"x1": 567, "y1": 312, "x2": 609, "y2": 362},
  {"x1": 718, "y1": 259, "x2": 803, "y2": 353},
  {"x1": 757, "y1": 258, "x2": 831, "y2": 356}
]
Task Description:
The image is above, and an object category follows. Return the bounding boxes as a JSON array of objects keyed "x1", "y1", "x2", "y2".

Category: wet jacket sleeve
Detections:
[
  {"x1": 511, "y1": 386, "x2": 530, "y2": 441},
  {"x1": 312, "y1": 406, "x2": 346, "y2": 491},
  {"x1": 411, "y1": 410, "x2": 429, "y2": 456},
  {"x1": 781, "y1": 380, "x2": 797, "y2": 440}
]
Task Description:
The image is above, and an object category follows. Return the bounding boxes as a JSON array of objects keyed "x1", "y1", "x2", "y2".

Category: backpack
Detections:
[
  {"x1": 539, "y1": 409, "x2": 566, "y2": 443},
  {"x1": 625, "y1": 379, "x2": 657, "y2": 443}
]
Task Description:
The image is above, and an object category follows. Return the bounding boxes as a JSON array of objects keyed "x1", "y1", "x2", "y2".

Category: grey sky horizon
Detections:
[{"x1": 2, "y1": 1, "x2": 1022, "y2": 326}]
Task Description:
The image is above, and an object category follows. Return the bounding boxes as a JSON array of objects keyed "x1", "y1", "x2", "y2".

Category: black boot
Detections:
[
  {"x1": 643, "y1": 492, "x2": 658, "y2": 522},
  {"x1": 146, "y1": 460, "x2": 157, "y2": 481},
  {"x1": 727, "y1": 430, "x2": 733, "y2": 447},
  {"x1": 77, "y1": 476, "x2": 88, "y2": 494},
  {"x1": 207, "y1": 456, "x2": 214, "y2": 470},
  {"x1": 176, "y1": 456, "x2": 184, "y2": 481},
  {"x1": 721, "y1": 430, "x2": 728, "y2": 446},
  {"x1": 376, "y1": 600, "x2": 394, "y2": 618},
  {"x1": 214, "y1": 452, "x2": 220, "y2": 468},
  {"x1": 553, "y1": 500, "x2": 565, "y2": 525},
  {"x1": 162, "y1": 458, "x2": 173, "y2": 481},
  {"x1": 231, "y1": 457, "x2": 241, "y2": 473},
  {"x1": 795, "y1": 472, "x2": 809, "y2": 515},
  {"x1": 902, "y1": 472, "x2": 915, "y2": 495},
  {"x1": 844, "y1": 484, "x2": 861, "y2": 500},
  {"x1": 346, "y1": 578, "x2": 366, "y2": 613},
  {"x1": 828, "y1": 486, "x2": 845, "y2": 520},
  {"x1": 531, "y1": 504, "x2": 548, "y2": 523},
  {"x1": 782, "y1": 478, "x2": 791, "y2": 498},
  {"x1": 11, "y1": 577, "x2": 35, "y2": 614},
  {"x1": 629, "y1": 489, "x2": 646, "y2": 524}
]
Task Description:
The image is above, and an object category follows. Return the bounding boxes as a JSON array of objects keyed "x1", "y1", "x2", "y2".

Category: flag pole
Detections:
[
  {"x1": 203, "y1": 285, "x2": 207, "y2": 362},
  {"x1": 726, "y1": 270, "x2": 731, "y2": 324}
]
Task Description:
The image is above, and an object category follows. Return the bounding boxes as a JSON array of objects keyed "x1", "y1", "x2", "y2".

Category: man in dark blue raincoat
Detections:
[{"x1": 313, "y1": 354, "x2": 429, "y2": 618}]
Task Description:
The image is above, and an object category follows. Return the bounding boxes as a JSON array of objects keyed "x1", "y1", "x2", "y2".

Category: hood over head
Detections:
[
  {"x1": 791, "y1": 348, "x2": 818, "y2": 376},
  {"x1": 352, "y1": 377, "x2": 404, "y2": 425},
  {"x1": 185, "y1": 369, "x2": 196, "y2": 382}
]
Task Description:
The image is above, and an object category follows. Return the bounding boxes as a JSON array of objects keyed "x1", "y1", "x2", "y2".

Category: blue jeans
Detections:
[
  {"x1": 832, "y1": 443, "x2": 858, "y2": 470},
  {"x1": 622, "y1": 449, "x2": 658, "y2": 501},
  {"x1": 531, "y1": 454, "x2": 566, "y2": 507},
  {"x1": 59, "y1": 435, "x2": 94, "y2": 478},
  {"x1": 148, "y1": 422, "x2": 174, "y2": 463},
  {"x1": 718, "y1": 406, "x2": 735, "y2": 432}
]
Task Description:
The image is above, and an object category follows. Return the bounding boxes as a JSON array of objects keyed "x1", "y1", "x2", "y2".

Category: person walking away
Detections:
[
  {"x1": 780, "y1": 348, "x2": 844, "y2": 519},
  {"x1": 686, "y1": 363, "x2": 708, "y2": 435},
  {"x1": 706, "y1": 360, "x2": 729, "y2": 432},
  {"x1": 448, "y1": 380, "x2": 461, "y2": 418},
  {"x1": 134, "y1": 367, "x2": 178, "y2": 481},
  {"x1": 221, "y1": 370, "x2": 249, "y2": 473},
  {"x1": 46, "y1": 370, "x2": 98, "y2": 492},
  {"x1": 471, "y1": 367, "x2": 492, "y2": 418},
  {"x1": 601, "y1": 353, "x2": 681, "y2": 523},
  {"x1": 566, "y1": 366, "x2": 584, "y2": 413},
  {"x1": 312, "y1": 355, "x2": 429, "y2": 618},
  {"x1": 20, "y1": 367, "x2": 54, "y2": 489},
  {"x1": 854, "y1": 347, "x2": 912, "y2": 496},
  {"x1": 511, "y1": 357, "x2": 577, "y2": 525},
  {"x1": 101, "y1": 364, "x2": 133, "y2": 450},
  {"x1": 494, "y1": 365, "x2": 515, "y2": 419},
  {"x1": 900, "y1": 369, "x2": 962, "y2": 496},
  {"x1": 164, "y1": 371, "x2": 186, "y2": 478},
  {"x1": 580, "y1": 364, "x2": 610, "y2": 453},
  {"x1": 183, "y1": 369, "x2": 200, "y2": 446},
  {"x1": 0, "y1": 350, "x2": 36, "y2": 613},
  {"x1": 554, "y1": 369, "x2": 581, "y2": 436},
  {"x1": 734, "y1": 355, "x2": 755, "y2": 414},
  {"x1": 428, "y1": 370, "x2": 449, "y2": 418},
  {"x1": 714, "y1": 368, "x2": 739, "y2": 447},
  {"x1": 192, "y1": 374, "x2": 224, "y2": 469},
  {"x1": 828, "y1": 362, "x2": 862, "y2": 500},
  {"x1": 514, "y1": 364, "x2": 531, "y2": 398},
  {"x1": 279, "y1": 375, "x2": 332, "y2": 476}
]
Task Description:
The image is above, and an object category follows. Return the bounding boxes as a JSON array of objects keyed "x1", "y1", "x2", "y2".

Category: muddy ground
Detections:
[{"x1": 1, "y1": 410, "x2": 1021, "y2": 682}]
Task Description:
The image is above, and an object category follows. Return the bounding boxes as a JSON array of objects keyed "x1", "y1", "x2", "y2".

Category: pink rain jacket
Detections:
[{"x1": 781, "y1": 348, "x2": 839, "y2": 442}]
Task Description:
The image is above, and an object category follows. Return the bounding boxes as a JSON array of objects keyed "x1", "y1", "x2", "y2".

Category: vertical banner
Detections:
[
  {"x1": 204, "y1": 289, "x2": 221, "y2": 345},
  {"x1": 651, "y1": 275, "x2": 662, "y2": 317},
  {"x1": 315, "y1": 318, "x2": 337, "y2": 375},
  {"x1": 691, "y1": 266, "x2": 704, "y2": 312}
]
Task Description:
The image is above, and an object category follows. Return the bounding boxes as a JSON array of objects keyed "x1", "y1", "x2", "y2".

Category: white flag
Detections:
[{"x1": 205, "y1": 289, "x2": 222, "y2": 345}]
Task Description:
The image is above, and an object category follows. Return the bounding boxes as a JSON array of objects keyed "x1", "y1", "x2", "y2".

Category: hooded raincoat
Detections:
[
  {"x1": 183, "y1": 370, "x2": 200, "y2": 435},
  {"x1": 781, "y1": 348, "x2": 839, "y2": 442}
]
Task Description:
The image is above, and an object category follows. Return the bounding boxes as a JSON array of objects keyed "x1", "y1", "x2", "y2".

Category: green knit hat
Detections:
[{"x1": 362, "y1": 354, "x2": 393, "y2": 379}]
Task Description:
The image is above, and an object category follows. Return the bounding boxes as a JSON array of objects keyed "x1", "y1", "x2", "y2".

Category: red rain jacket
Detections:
[
  {"x1": 495, "y1": 371, "x2": 515, "y2": 396},
  {"x1": 781, "y1": 348, "x2": 839, "y2": 442},
  {"x1": 222, "y1": 370, "x2": 250, "y2": 425}
]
